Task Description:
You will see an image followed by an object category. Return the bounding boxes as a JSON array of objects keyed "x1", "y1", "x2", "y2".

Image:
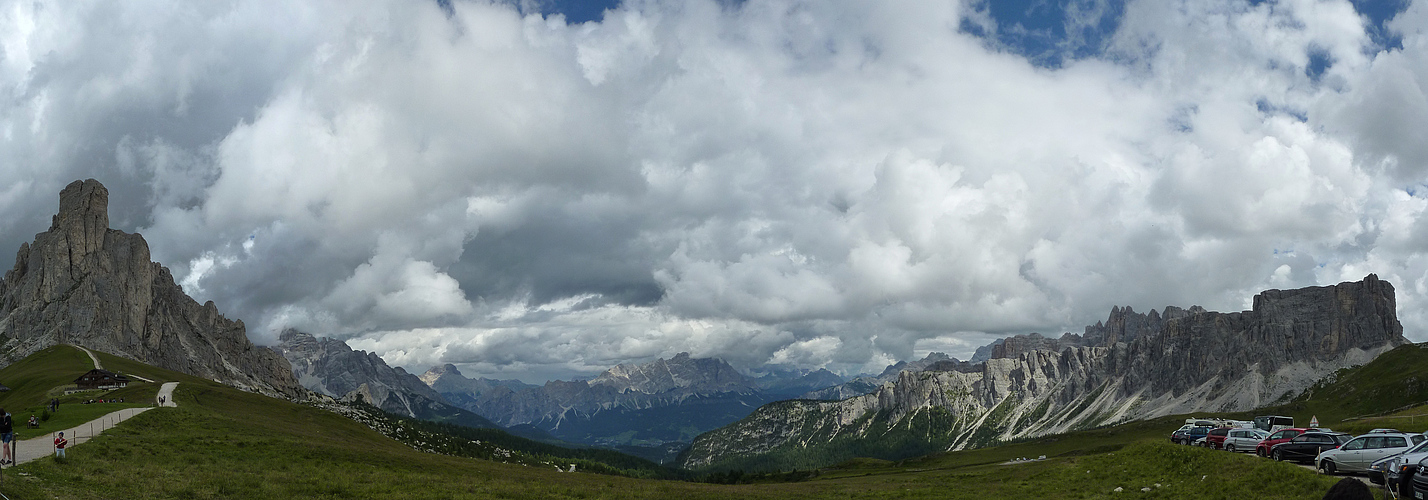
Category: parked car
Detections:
[
  {"x1": 1257, "y1": 427, "x2": 1311, "y2": 457},
  {"x1": 1369, "y1": 438, "x2": 1428, "y2": 498},
  {"x1": 1271, "y1": 431, "x2": 1352, "y2": 463},
  {"x1": 1170, "y1": 425, "x2": 1193, "y2": 444},
  {"x1": 1204, "y1": 427, "x2": 1232, "y2": 449},
  {"x1": 1173, "y1": 426, "x2": 1213, "y2": 445},
  {"x1": 1317, "y1": 432, "x2": 1425, "y2": 474},
  {"x1": 1223, "y1": 428, "x2": 1269, "y2": 453},
  {"x1": 1405, "y1": 454, "x2": 1428, "y2": 499}
]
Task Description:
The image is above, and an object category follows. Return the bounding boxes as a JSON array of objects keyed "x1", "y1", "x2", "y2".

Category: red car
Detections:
[
  {"x1": 1257, "y1": 428, "x2": 1311, "y2": 457},
  {"x1": 1205, "y1": 427, "x2": 1232, "y2": 449}
]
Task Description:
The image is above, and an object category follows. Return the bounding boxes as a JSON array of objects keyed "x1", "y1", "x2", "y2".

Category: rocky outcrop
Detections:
[
  {"x1": 681, "y1": 275, "x2": 1407, "y2": 471},
  {"x1": 0, "y1": 180, "x2": 301, "y2": 397},
  {"x1": 273, "y1": 329, "x2": 497, "y2": 428}
]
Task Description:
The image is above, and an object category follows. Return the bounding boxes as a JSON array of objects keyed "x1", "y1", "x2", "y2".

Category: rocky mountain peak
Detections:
[
  {"x1": 417, "y1": 363, "x2": 468, "y2": 392},
  {"x1": 875, "y1": 352, "x2": 952, "y2": 379},
  {"x1": 0, "y1": 179, "x2": 302, "y2": 398},
  {"x1": 590, "y1": 352, "x2": 754, "y2": 394},
  {"x1": 273, "y1": 330, "x2": 498, "y2": 428},
  {"x1": 278, "y1": 328, "x2": 321, "y2": 353},
  {"x1": 51, "y1": 179, "x2": 110, "y2": 260},
  {"x1": 425, "y1": 363, "x2": 463, "y2": 379},
  {"x1": 274, "y1": 330, "x2": 440, "y2": 401}
]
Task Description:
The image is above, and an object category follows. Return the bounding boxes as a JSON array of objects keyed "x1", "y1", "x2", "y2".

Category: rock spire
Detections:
[{"x1": 0, "y1": 179, "x2": 302, "y2": 397}]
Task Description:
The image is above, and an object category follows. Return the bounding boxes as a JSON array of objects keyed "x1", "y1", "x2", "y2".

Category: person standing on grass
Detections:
[
  {"x1": 0, "y1": 407, "x2": 12, "y2": 465},
  {"x1": 54, "y1": 432, "x2": 66, "y2": 459}
]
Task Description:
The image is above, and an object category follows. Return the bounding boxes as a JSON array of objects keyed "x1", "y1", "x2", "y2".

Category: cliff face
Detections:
[
  {"x1": 273, "y1": 329, "x2": 498, "y2": 428},
  {"x1": 0, "y1": 180, "x2": 301, "y2": 397},
  {"x1": 680, "y1": 275, "x2": 1406, "y2": 470}
]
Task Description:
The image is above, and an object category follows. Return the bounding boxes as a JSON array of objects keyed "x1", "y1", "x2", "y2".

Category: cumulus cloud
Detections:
[{"x1": 3, "y1": 0, "x2": 1428, "y2": 381}]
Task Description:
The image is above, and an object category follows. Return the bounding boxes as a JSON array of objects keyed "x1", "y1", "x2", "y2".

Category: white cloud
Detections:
[{"x1": 3, "y1": 0, "x2": 1428, "y2": 382}]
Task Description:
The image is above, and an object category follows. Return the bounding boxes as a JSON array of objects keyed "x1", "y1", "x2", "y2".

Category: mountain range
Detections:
[
  {"x1": 679, "y1": 274, "x2": 1405, "y2": 471},
  {"x1": 271, "y1": 329, "x2": 498, "y2": 429},
  {"x1": 0, "y1": 179, "x2": 1411, "y2": 476},
  {"x1": 418, "y1": 352, "x2": 845, "y2": 462}
]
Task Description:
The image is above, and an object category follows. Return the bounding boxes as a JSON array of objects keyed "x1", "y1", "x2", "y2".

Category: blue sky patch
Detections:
[
  {"x1": 956, "y1": 0, "x2": 1410, "y2": 68},
  {"x1": 1350, "y1": 0, "x2": 1411, "y2": 51},
  {"x1": 961, "y1": 0, "x2": 1128, "y2": 68},
  {"x1": 540, "y1": 0, "x2": 623, "y2": 24}
]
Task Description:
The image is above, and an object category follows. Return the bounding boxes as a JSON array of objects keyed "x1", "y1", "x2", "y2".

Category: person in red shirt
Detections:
[{"x1": 54, "y1": 431, "x2": 66, "y2": 459}]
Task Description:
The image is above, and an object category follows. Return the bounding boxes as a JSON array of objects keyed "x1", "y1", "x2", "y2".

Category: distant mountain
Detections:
[
  {"x1": 273, "y1": 329, "x2": 497, "y2": 429},
  {"x1": 801, "y1": 352, "x2": 952, "y2": 400},
  {"x1": 0, "y1": 179, "x2": 301, "y2": 397},
  {"x1": 751, "y1": 367, "x2": 844, "y2": 397},
  {"x1": 421, "y1": 363, "x2": 534, "y2": 394},
  {"x1": 681, "y1": 275, "x2": 1407, "y2": 472},
  {"x1": 421, "y1": 353, "x2": 842, "y2": 460}
]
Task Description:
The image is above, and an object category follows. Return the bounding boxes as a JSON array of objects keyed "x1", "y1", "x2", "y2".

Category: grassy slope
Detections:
[
  {"x1": 0, "y1": 346, "x2": 160, "y2": 440},
  {"x1": 0, "y1": 346, "x2": 1348, "y2": 499}
]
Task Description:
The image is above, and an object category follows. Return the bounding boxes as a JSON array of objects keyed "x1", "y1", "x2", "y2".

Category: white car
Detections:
[
  {"x1": 1222, "y1": 428, "x2": 1268, "y2": 453},
  {"x1": 1317, "y1": 432, "x2": 1427, "y2": 475}
]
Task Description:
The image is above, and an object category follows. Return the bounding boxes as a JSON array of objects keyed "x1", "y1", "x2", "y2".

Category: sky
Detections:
[{"x1": 2, "y1": 0, "x2": 1426, "y2": 383}]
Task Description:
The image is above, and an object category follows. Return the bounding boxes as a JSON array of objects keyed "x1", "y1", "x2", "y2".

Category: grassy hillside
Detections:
[
  {"x1": 1168, "y1": 342, "x2": 1428, "y2": 435},
  {"x1": 0, "y1": 346, "x2": 164, "y2": 441},
  {"x1": 1284, "y1": 343, "x2": 1428, "y2": 423},
  {"x1": 0, "y1": 345, "x2": 1350, "y2": 499}
]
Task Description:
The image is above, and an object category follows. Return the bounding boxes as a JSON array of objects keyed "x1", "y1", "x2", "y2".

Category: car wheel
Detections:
[
  {"x1": 1319, "y1": 460, "x2": 1336, "y2": 475},
  {"x1": 1226, "y1": 444, "x2": 1236, "y2": 453},
  {"x1": 1257, "y1": 447, "x2": 1267, "y2": 458},
  {"x1": 1273, "y1": 450, "x2": 1283, "y2": 461}
]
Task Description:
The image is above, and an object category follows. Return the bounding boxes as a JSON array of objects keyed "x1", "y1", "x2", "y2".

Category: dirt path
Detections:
[
  {"x1": 9, "y1": 407, "x2": 149, "y2": 465},
  {"x1": 157, "y1": 382, "x2": 178, "y2": 407},
  {"x1": 5, "y1": 382, "x2": 179, "y2": 465},
  {"x1": 72, "y1": 345, "x2": 102, "y2": 370}
]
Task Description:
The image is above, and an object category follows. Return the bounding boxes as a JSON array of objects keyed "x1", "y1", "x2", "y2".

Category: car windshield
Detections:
[
  {"x1": 1409, "y1": 440, "x2": 1428, "y2": 454},
  {"x1": 1333, "y1": 435, "x2": 1353, "y2": 445}
]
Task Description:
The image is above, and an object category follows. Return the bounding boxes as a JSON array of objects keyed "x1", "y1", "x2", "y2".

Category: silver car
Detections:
[
  {"x1": 1317, "y1": 432, "x2": 1427, "y2": 474},
  {"x1": 1370, "y1": 439, "x2": 1428, "y2": 495},
  {"x1": 1222, "y1": 428, "x2": 1268, "y2": 453}
]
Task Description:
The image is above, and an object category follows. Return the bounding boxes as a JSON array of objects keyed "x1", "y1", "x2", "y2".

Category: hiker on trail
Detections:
[
  {"x1": 0, "y1": 408, "x2": 13, "y2": 465},
  {"x1": 54, "y1": 432, "x2": 66, "y2": 459}
]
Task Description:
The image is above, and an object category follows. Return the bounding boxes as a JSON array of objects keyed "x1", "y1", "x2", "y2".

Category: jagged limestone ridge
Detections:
[{"x1": 680, "y1": 275, "x2": 1406, "y2": 470}]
